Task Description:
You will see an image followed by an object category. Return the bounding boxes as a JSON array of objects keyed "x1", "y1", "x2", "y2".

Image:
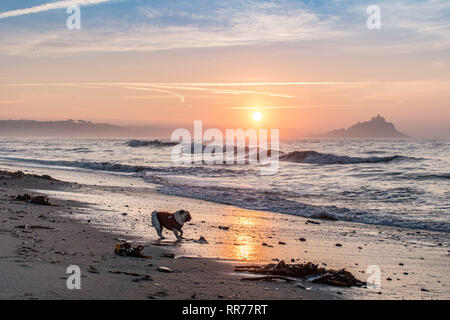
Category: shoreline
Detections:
[
  {"x1": 0, "y1": 168, "x2": 449, "y2": 300},
  {"x1": 0, "y1": 169, "x2": 335, "y2": 300}
]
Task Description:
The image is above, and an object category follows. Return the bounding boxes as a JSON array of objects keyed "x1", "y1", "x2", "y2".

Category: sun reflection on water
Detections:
[{"x1": 226, "y1": 214, "x2": 262, "y2": 261}]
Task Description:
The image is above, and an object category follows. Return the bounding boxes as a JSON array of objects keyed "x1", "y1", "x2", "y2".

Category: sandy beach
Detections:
[
  {"x1": 0, "y1": 168, "x2": 448, "y2": 300},
  {"x1": 1, "y1": 0, "x2": 449, "y2": 306}
]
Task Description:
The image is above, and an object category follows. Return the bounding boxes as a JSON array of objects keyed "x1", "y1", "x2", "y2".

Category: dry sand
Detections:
[{"x1": 0, "y1": 169, "x2": 448, "y2": 300}]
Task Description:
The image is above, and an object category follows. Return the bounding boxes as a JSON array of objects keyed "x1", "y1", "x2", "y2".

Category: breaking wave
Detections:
[
  {"x1": 0, "y1": 156, "x2": 250, "y2": 177},
  {"x1": 280, "y1": 151, "x2": 417, "y2": 164},
  {"x1": 126, "y1": 139, "x2": 178, "y2": 148}
]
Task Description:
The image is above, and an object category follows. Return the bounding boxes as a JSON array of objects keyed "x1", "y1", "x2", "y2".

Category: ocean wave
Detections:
[
  {"x1": 148, "y1": 176, "x2": 450, "y2": 233},
  {"x1": 69, "y1": 147, "x2": 92, "y2": 153},
  {"x1": 280, "y1": 151, "x2": 417, "y2": 164},
  {"x1": 126, "y1": 139, "x2": 179, "y2": 148},
  {"x1": 0, "y1": 156, "x2": 250, "y2": 177},
  {"x1": 403, "y1": 173, "x2": 450, "y2": 181}
]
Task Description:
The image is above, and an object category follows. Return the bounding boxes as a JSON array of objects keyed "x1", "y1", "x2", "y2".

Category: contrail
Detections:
[
  {"x1": 117, "y1": 85, "x2": 188, "y2": 105},
  {"x1": 0, "y1": 0, "x2": 110, "y2": 20}
]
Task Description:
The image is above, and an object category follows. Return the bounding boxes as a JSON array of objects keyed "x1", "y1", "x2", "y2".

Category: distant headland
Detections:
[
  {"x1": 0, "y1": 119, "x2": 172, "y2": 138},
  {"x1": 322, "y1": 115, "x2": 407, "y2": 138}
]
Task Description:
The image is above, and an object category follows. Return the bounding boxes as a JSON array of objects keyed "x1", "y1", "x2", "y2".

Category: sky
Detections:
[{"x1": 0, "y1": 0, "x2": 449, "y2": 137}]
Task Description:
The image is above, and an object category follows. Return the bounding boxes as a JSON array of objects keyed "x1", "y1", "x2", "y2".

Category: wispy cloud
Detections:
[
  {"x1": 228, "y1": 106, "x2": 303, "y2": 110},
  {"x1": 115, "y1": 85, "x2": 189, "y2": 106},
  {"x1": 0, "y1": 100, "x2": 28, "y2": 104},
  {"x1": 0, "y1": 0, "x2": 449, "y2": 55},
  {"x1": 0, "y1": 0, "x2": 110, "y2": 20},
  {"x1": 6, "y1": 82, "x2": 305, "y2": 106},
  {"x1": 7, "y1": 81, "x2": 295, "y2": 91},
  {"x1": 9, "y1": 81, "x2": 448, "y2": 109},
  {"x1": 0, "y1": 0, "x2": 345, "y2": 56}
]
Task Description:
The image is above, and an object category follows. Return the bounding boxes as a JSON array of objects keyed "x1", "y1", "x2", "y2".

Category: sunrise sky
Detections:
[{"x1": 0, "y1": 0, "x2": 449, "y2": 137}]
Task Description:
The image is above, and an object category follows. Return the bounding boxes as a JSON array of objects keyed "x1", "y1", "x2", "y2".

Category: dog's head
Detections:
[{"x1": 176, "y1": 209, "x2": 192, "y2": 222}]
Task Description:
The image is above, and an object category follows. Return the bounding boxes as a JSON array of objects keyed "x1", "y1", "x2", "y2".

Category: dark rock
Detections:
[
  {"x1": 30, "y1": 196, "x2": 51, "y2": 206},
  {"x1": 88, "y1": 265, "x2": 99, "y2": 274},
  {"x1": 15, "y1": 194, "x2": 52, "y2": 206},
  {"x1": 310, "y1": 212, "x2": 337, "y2": 221},
  {"x1": 15, "y1": 194, "x2": 32, "y2": 202},
  {"x1": 11, "y1": 171, "x2": 25, "y2": 179},
  {"x1": 114, "y1": 243, "x2": 151, "y2": 259},
  {"x1": 132, "y1": 275, "x2": 152, "y2": 282},
  {"x1": 195, "y1": 236, "x2": 208, "y2": 244}
]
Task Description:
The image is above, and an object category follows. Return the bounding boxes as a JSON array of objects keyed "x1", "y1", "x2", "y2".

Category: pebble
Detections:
[{"x1": 157, "y1": 266, "x2": 173, "y2": 273}]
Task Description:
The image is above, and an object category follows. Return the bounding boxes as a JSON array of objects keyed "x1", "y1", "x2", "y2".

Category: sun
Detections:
[{"x1": 252, "y1": 111, "x2": 263, "y2": 121}]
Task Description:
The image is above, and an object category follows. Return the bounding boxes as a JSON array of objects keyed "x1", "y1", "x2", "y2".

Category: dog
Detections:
[{"x1": 151, "y1": 210, "x2": 192, "y2": 241}]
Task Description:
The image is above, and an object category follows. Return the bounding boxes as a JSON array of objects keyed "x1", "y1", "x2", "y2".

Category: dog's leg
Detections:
[
  {"x1": 151, "y1": 211, "x2": 165, "y2": 239},
  {"x1": 157, "y1": 228, "x2": 165, "y2": 239},
  {"x1": 179, "y1": 229, "x2": 184, "y2": 239},
  {"x1": 173, "y1": 229, "x2": 182, "y2": 241}
]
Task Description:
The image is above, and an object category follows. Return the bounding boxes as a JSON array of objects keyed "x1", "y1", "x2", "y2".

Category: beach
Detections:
[
  {"x1": 1, "y1": 168, "x2": 448, "y2": 300},
  {"x1": 1, "y1": 0, "x2": 449, "y2": 304}
]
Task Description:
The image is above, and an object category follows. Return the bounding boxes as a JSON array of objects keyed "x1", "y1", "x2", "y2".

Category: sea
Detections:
[{"x1": 0, "y1": 138, "x2": 449, "y2": 233}]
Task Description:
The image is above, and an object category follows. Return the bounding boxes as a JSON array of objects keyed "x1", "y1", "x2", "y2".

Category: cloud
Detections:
[
  {"x1": 0, "y1": 0, "x2": 449, "y2": 56},
  {"x1": 0, "y1": 0, "x2": 111, "y2": 19},
  {"x1": 228, "y1": 106, "x2": 303, "y2": 110},
  {"x1": 6, "y1": 82, "x2": 308, "y2": 106},
  {"x1": 115, "y1": 85, "x2": 188, "y2": 106},
  {"x1": 0, "y1": 100, "x2": 28, "y2": 104},
  {"x1": 0, "y1": 0, "x2": 345, "y2": 56},
  {"x1": 345, "y1": 0, "x2": 450, "y2": 53}
]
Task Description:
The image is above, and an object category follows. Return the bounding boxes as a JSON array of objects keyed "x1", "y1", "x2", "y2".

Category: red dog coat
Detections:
[{"x1": 156, "y1": 212, "x2": 182, "y2": 231}]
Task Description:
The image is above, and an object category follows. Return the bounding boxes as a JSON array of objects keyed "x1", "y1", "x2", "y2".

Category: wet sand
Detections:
[{"x1": 0, "y1": 168, "x2": 448, "y2": 300}]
